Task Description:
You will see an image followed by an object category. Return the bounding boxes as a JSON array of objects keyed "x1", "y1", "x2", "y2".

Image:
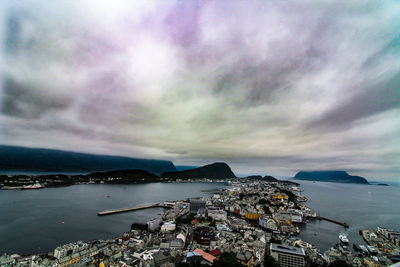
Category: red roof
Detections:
[
  {"x1": 210, "y1": 248, "x2": 222, "y2": 256},
  {"x1": 194, "y1": 248, "x2": 216, "y2": 263}
]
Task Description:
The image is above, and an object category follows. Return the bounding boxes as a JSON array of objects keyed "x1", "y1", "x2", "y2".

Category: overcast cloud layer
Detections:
[{"x1": 1, "y1": 0, "x2": 400, "y2": 180}]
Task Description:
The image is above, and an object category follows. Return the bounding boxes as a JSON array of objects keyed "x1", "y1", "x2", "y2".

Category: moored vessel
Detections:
[
  {"x1": 22, "y1": 183, "x2": 44, "y2": 190},
  {"x1": 339, "y1": 233, "x2": 349, "y2": 244}
]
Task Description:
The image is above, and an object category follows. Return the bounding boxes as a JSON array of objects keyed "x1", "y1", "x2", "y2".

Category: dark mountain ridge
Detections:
[
  {"x1": 294, "y1": 170, "x2": 369, "y2": 184},
  {"x1": 1, "y1": 163, "x2": 236, "y2": 187},
  {"x1": 245, "y1": 175, "x2": 278, "y2": 182},
  {"x1": 161, "y1": 162, "x2": 236, "y2": 179},
  {"x1": 0, "y1": 145, "x2": 176, "y2": 174}
]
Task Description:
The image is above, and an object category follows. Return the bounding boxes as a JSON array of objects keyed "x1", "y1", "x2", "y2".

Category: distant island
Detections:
[
  {"x1": 0, "y1": 145, "x2": 176, "y2": 174},
  {"x1": 294, "y1": 170, "x2": 369, "y2": 184}
]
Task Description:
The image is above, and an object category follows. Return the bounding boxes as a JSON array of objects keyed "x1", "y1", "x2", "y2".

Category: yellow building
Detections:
[
  {"x1": 273, "y1": 215, "x2": 292, "y2": 226},
  {"x1": 245, "y1": 212, "x2": 260, "y2": 220},
  {"x1": 71, "y1": 256, "x2": 80, "y2": 264},
  {"x1": 273, "y1": 193, "x2": 288, "y2": 200}
]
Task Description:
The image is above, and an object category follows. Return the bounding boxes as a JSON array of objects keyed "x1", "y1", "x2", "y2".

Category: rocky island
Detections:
[{"x1": 294, "y1": 170, "x2": 369, "y2": 184}]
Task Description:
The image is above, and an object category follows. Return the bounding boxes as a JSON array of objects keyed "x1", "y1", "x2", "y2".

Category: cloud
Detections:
[{"x1": 1, "y1": 0, "x2": 400, "y2": 180}]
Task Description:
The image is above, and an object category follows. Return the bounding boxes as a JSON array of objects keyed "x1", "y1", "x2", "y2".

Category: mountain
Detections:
[
  {"x1": 161, "y1": 162, "x2": 236, "y2": 179},
  {"x1": 0, "y1": 145, "x2": 176, "y2": 174},
  {"x1": 175, "y1": 165, "x2": 198, "y2": 171},
  {"x1": 294, "y1": 171, "x2": 369, "y2": 184}
]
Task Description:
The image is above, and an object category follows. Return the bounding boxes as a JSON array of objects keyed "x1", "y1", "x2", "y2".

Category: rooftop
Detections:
[{"x1": 270, "y1": 243, "x2": 305, "y2": 256}]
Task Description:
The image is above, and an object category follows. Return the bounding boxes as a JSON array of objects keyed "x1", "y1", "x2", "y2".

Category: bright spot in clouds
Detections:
[{"x1": 1, "y1": 0, "x2": 400, "y2": 180}]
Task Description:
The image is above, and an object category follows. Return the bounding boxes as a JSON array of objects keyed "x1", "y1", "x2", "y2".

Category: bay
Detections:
[
  {"x1": 297, "y1": 180, "x2": 400, "y2": 252},
  {"x1": 0, "y1": 183, "x2": 226, "y2": 255},
  {"x1": 1, "y1": 180, "x2": 399, "y2": 256}
]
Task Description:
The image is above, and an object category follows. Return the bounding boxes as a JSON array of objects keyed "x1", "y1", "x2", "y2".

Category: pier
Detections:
[
  {"x1": 308, "y1": 215, "x2": 349, "y2": 228},
  {"x1": 97, "y1": 202, "x2": 173, "y2": 216}
]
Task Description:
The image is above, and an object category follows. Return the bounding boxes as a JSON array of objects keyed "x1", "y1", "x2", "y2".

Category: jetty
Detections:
[
  {"x1": 97, "y1": 202, "x2": 174, "y2": 216},
  {"x1": 307, "y1": 215, "x2": 349, "y2": 228}
]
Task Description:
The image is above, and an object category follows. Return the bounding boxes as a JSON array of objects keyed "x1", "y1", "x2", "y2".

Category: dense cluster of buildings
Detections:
[{"x1": 1, "y1": 179, "x2": 399, "y2": 267}]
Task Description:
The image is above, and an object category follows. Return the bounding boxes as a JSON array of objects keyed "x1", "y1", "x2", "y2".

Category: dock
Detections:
[
  {"x1": 308, "y1": 215, "x2": 349, "y2": 228},
  {"x1": 97, "y1": 202, "x2": 173, "y2": 216}
]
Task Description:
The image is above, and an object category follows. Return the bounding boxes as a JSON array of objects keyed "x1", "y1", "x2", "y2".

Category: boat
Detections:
[
  {"x1": 353, "y1": 244, "x2": 368, "y2": 254},
  {"x1": 22, "y1": 183, "x2": 44, "y2": 190},
  {"x1": 359, "y1": 245, "x2": 369, "y2": 254},
  {"x1": 367, "y1": 245, "x2": 377, "y2": 255},
  {"x1": 339, "y1": 233, "x2": 349, "y2": 244}
]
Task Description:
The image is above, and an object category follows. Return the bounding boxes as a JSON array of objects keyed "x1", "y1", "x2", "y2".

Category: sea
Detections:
[
  {"x1": 296, "y1": 180, "x2": 400, "y2": 252},
  {"x1": 0, "y1": 180, "x2": 399, "y2": 255}
]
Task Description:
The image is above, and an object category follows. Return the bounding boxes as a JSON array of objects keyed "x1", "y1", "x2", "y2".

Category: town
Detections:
[{"x1": 1, "y1": 179, "x2": 399, "y2": 267}]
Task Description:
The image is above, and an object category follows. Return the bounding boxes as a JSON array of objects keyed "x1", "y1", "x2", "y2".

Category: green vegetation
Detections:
[
  {"x1": 176, "y1": 252, "x2": 245, "y2": 267},
  {"x1": 213, "y1": 252, "x2": 245, "y2": 267},
  {"x1": 176, "y1": 213, "x2": 196, "y2": 224},
  {"x1": 264, "y1": 255, "x2": 280, "y2": 267},
  {"x1": 328, "y1": 260, "x2": 351, "y2": 267},
  {"x1": 305, "y1": 256, "x2": 327, "y2": 267},
  {"x1": 263, "y1": 205, "x2": 271, "y2": 215},
  {"x1": 258, "y1": 198, "x2": 269, "y2": 204}
]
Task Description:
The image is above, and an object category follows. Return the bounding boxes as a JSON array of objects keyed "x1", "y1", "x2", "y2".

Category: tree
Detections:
[
  {"x1": 212, "y1": 252, "x2": 245, "y2": 267},
  {"x1": 264, "y1": 255, "x2": 280, "y2": 267},
  {"x1": 305, "y1": 256, "x2": 327, "y2": 267},
  {"x1": 328, "y1": 260, "x2": 351, "y2": 267}
]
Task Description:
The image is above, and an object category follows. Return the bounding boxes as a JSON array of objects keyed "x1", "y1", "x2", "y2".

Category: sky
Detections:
[{"x1": 1, "y1": 0, "x2": 400, "y2": 180}]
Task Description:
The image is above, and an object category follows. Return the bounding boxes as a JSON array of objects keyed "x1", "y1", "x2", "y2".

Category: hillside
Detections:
[
  {"x1": 0, "y1": 145, "x2": 176, "y2": 174},
  {"x1": 245, "y1": 175, "x2": 278, "y2": 182},
  {"x1": 294, "y1": 171, "x2": 369, "y2": 184},
  {"x1": 77, "y1": 169, "x2": 161, "y2": 183},
  {"x1": 263, "y1": 175, "x2": 279, "y2": 182},
  {"x1": 161, "y1": 162, "x2": 236, "y2": 179}
]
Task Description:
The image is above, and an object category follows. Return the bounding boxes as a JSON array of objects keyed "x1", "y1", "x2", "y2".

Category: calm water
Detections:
[
  {"x1": 0, "y1": 183, "x2": 226, "y2": 255},
  {"x1": 297, "y1": 180, "x2": 400, "y2": 252},
  {"x1": 1, "y1": 181, "x2": 399, "y2": 255}
]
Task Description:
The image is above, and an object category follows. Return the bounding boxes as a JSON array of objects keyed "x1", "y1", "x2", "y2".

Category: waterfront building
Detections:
[
  {"x1": 259, "y1": 216, "x2": 278, "y2": 231},
  {"x1": 147, "y1": 218, "x2": 162, "y2": 232},
  {"x1": 274, "y1": 212, "x2": 293, "y2": 226},
  {"x1": 269, "y1": 243, "x2": 305, "y2": 267},
  {"x1": 160, "y1": 222, "x2": 176, "y2": 233},
  {"x1": 190, "y1": 199, "x2": 206, "y2": 214}
]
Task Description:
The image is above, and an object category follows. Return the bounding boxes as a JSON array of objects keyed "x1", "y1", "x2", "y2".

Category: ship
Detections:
[
  {"x1": 22, "y1": 183, "x2": 44, "y2": 190},
  {"x1": 339, "y1": 233, "x2": 349, "y2": 244},
  {"x1": 367, "y1": 245, "x2": 377, "y2": 255},
  {"x1": 353, "y1": 244, "x2": 369, "y2": 254},
  {"x1": 359, "y1": 245, "x2": 369, "y2": 254}
]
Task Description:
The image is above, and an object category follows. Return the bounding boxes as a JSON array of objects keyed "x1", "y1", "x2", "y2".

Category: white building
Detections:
[
  {"x1": 54, "y1": 241, "x2": 88, "y2": 260},
  {"x1": 208, "y1": 209, "x2": 227, "y2": 221},
  {"x1": 160, "y1": 222, "x2": 176, "y2": 233},
  {"x1": 269, "y1": 243, "x2": 305, "y2": 267}
]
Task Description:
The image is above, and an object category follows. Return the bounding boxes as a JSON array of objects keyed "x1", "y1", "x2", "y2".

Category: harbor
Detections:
[{"x1": 1, "y1": 180, "x2": 399, "y2": 267}]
